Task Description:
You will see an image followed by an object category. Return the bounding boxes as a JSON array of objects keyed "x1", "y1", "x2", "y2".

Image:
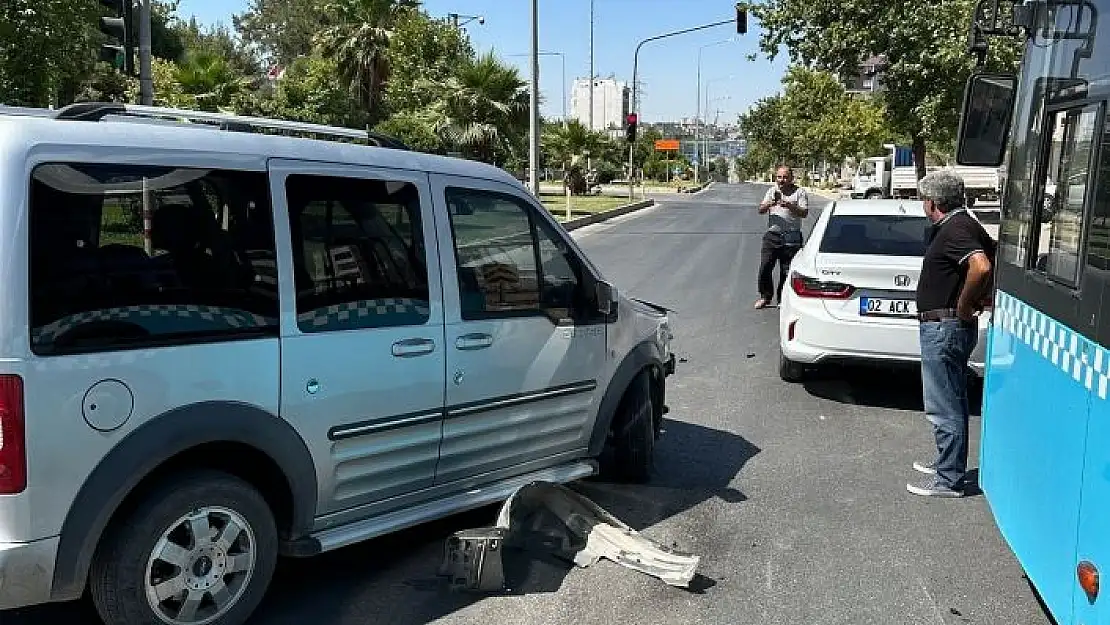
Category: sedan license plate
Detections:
[{"x1": 860, "y1": 297, "x2": 916, "y2": 318}]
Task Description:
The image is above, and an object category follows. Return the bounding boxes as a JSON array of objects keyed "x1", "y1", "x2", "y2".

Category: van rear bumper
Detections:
[{"x1": 0, "y1": 536, "x2": 58, "y2": 610}]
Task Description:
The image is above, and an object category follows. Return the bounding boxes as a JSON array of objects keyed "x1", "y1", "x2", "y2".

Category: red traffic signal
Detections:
[{"x1": 626, "y1": 113, "x2": 638, "y2": 126}]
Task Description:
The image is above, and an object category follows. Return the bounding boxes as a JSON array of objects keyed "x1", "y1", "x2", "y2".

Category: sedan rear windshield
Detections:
[{"x1": 819, "y1": 215, "x2": 929, "y2": 256}]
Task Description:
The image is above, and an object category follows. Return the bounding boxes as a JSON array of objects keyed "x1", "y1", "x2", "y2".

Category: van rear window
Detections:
[
  {"x1": 818, "y1": 215, "x2": 930, "y2": 257},
  {"x1": 29, "y1": 163, "x2": 279, "y2": 355}
]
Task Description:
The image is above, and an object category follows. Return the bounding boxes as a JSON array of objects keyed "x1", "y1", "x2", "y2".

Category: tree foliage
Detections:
[
  {"x1": 748, "y1": 0, "x2": 1020, "y2": 178},
  {"x1": 738, "y1": 66, "x2": 892, "y2": 180}
]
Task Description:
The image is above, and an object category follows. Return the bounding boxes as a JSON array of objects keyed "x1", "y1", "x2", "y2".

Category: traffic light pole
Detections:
[
  {"x1": 138, "y1": 0, "x2": 153, "y2": 105},
  {"x1": 627, "y1": 5, "x2": 747, "y2": 199}
]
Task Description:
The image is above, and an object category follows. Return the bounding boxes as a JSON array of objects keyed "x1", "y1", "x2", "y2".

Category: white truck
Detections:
[{"x1": 848, "y1": 144, "x2": 1001, "y2": 205}]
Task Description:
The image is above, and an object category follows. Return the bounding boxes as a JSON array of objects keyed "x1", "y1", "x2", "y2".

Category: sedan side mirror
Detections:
[{"x1": 596, "y1": 280, "x2": 617, "y2": 316}]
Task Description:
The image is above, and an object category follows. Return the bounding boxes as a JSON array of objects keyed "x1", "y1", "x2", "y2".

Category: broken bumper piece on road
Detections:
[{"x1": 438, "y1": 481, "x2": 701, "y2": 593}]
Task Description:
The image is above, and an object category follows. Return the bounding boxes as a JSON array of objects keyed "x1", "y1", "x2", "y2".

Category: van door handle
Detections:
[
  {"x1": 455, "y1": 333, "x2": 494, "y2": 351},
  {"x1": 392, "y1": 338, "x2": 436, "y2": 358}
]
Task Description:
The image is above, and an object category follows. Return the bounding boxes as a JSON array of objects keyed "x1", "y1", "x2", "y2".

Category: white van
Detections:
[{"x1": 0, "y1": 103, "x2": 675, "y2": 625}]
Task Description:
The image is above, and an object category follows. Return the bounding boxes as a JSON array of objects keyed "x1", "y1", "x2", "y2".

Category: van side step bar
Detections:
[{"x1": 284, "y1": 460, "x2": 597, "y2": 556}]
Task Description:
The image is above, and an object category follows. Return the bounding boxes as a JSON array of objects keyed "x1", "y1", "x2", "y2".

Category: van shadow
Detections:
[
  {"x1": 2, "y1": 422, "x2": 757, "y2": 625},
  {"x1": 800, "y1": 362, "x2": 983, "y2": 417}
]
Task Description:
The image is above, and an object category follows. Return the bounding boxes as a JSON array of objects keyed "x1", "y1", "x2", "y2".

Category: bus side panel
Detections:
[
  {"x1": 1073, "y1": 390, "x2": 1110, "y2": 624},
  {"x1": 983, "y1": 291, "x2": 1090, "y2": 625}
]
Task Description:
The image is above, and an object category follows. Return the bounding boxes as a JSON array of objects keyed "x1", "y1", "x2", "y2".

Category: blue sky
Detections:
[{"x1": 177, "y1": 0, "x2": 789, "y2": 123}]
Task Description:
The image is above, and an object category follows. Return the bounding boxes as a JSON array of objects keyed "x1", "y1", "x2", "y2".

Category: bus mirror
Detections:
[{"x1": 956, "y1": 73, "x2": 1017, "y2": 167}]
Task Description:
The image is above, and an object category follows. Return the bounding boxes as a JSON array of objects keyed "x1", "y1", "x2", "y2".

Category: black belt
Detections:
[{"x1": 917, "y1": 308, "x2": 959, "y2": 322}]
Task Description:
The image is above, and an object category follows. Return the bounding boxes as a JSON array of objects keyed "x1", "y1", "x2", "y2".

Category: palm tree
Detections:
[
  {"x1": 315, "y1": 0, "x2": 419, "y2": 122},
  {"x1": 431, "y1": 51, "x2": 530, "y2": 165},
  {"x1": 174, "y1": 51, "x2": 250, "y2": 112},
  {"x1": 542, "y1": 119, "x2": 611, "y2": 193}
]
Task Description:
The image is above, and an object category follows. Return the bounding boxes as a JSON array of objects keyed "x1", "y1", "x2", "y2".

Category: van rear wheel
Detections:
[{"x1": 89, "y1": 470, "x2": 278, "y2": 625}]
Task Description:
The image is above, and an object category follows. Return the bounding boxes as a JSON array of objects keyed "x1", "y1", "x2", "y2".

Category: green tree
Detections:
[
  {"x1": 173, "y1": 50, "x2": 250, "y2": 111},
  {"x1": 431, "y1": 50, "x2": 529, "y2": 165},
  {"x1": 383, "y1": 9, "x2": 472, "y2": 114},
  {"x1": 0, "y1": 0, "x2": 98, "y2": 107},
  {"x1": 234, "y1": 0, "x2": 335, "y2": 66},
  {"x1": 748, "y1": 0, "x2": 1020, "y2": 179},
  {"x1": 177, "y1": 17, "x2": 261, "y2": 77},
  {"x1": 234, "y1": 53, "x2": 365, "y2": 128},
  {"x1": 315, "y1": 0, "x2": 419, "y2": 123}
]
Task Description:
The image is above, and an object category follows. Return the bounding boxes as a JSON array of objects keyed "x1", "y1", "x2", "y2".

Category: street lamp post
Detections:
[
  {"x1": 529, "y1": 0, "x2": 540, "y2": 196},
  {"x1": 589, "y1": 0, "x2": 594, "y2": 131},
  {"x1": 695, "y1": 38, "x2": 735, "y2": 185},
  {"x1": 448, "y1": 13, "x2": 484, "y2": 28},
  {"x1": 703, "y1": 76, "x2": 734, "y2": 176},
  {"x1": 629, "y1": 17, "x2": 737, "y2": 200},
  {"x1": 508, "y1": 51, "x2": 566, "y2": 121}
]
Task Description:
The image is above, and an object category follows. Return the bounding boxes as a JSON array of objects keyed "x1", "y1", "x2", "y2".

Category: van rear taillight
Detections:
[
  {"x1": 0, "y1": 375, "x2": 26, "y2": 494},
  {"x1": 790, "y1": 271, "x2": 854, "y2": 299}
]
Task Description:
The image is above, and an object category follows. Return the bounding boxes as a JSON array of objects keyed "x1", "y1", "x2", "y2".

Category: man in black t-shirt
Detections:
[{"x1": 908, "y1": 170, "x2": 995, "y2": 498}]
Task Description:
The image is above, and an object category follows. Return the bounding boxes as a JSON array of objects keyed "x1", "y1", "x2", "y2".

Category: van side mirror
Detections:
[
  {"x1": 955, "y1": 73, "x2": 1017, "y2": 167},
  {"x1": 595, "y1": 281, "x2": 617, "y2": 315}
]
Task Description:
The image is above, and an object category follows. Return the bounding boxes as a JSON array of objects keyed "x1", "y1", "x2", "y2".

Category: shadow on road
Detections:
[
  {"x1": 3, "y1": 422, "x2": 757, "y2": 625},
  {"x1": 801, "y1": 363, "x2": 983, "y2": 417}
]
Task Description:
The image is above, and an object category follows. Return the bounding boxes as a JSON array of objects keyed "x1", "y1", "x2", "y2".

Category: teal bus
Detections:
[{"x1": 958, "y1": 0, "x2": 1110, "y2": 622}]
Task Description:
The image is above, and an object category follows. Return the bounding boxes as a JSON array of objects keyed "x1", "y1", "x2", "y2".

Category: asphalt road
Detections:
[{"x1": 6, "y1": 183, "x2": 1051, "y2": 625}]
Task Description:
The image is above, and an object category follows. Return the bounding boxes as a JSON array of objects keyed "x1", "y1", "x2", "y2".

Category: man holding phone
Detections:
[{"x1": 755, "y1": 166, "x2": 809, "y2": 308}]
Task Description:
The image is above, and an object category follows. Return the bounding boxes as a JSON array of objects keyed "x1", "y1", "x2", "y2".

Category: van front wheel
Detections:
[
  {"x1": 89, "y1": 470, "x2": 278, "y2": 625},
  {"x1": 604, "y1": 371, "x2": 656, "y2": 483}
]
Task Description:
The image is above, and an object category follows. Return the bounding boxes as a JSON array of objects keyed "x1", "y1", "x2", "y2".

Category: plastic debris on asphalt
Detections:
[{"x1": 438, "y1": 481, "x2": 701, "y2": 593}]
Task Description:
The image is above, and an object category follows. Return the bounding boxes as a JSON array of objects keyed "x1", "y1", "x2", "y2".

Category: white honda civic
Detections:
[{"x1": 777, "y1": 199, "x2": 990, "y2": 382}]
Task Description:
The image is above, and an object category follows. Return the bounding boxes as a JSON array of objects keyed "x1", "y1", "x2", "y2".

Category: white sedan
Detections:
[{"x1": 777, "y1": 199, "x2": 990, "y2": 382}]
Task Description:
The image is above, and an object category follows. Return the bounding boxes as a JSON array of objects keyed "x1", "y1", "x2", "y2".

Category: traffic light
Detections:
[
  {"x1": 625, "y1": 113, "x2": 638, "y2": 143},
  {"x1": 98, "y1": 0, "x2": 134, "y2": 74},
  {"x1": 736, "y1": 3, "x2": 748, "y2": 34}
]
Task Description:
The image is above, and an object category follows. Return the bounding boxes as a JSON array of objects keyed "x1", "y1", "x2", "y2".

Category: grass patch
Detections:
[{"x1": 539, "y1": 193, "x2": 632, "y2": 221}]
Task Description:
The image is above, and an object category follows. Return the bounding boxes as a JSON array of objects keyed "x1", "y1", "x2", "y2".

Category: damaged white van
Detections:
[{"x1": 0, "y1": 103, "x2": 675, "y2": 625}]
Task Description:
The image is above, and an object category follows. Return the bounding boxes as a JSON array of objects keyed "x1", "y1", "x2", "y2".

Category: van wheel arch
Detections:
[
  {"x1": 49, "y1": 402, "x2": 317, "y2": 602},
  {"x1": 588, "y1": 342, "x2": 666, "y2": 460}
]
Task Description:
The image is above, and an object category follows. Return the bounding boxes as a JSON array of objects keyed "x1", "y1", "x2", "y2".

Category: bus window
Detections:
[{"x1": 1033, "y1": 104, "x2": 1100, "y2": 287}]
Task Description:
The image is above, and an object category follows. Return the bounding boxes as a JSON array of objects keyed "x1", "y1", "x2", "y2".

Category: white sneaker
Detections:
[{"x1": 913, "y1": 461, "x2": 936, "y2": 475}]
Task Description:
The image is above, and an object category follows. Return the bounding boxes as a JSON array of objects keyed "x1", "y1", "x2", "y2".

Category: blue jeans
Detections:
[{"x1": 919, "y1": 319, "x2": 979, "y2": 489}]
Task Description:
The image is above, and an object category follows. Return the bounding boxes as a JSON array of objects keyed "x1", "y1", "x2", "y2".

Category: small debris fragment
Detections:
[
  {"x1": 949, "y1": 608, "x2": 962, "y2": 616},
  {"x1": 679, "y1": 357, "x2": 689, "y2": 363},
  {"x1": 819, "y1": 415, "x2": 827, "y2": 421},
  {"x1": 746, "y1": 353, "x2": 755, "y2": 358}
]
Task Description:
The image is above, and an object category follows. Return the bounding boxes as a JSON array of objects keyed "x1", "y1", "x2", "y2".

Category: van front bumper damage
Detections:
[{"x1": 438, "y1": 481, "x2": 700, "y2": 593}]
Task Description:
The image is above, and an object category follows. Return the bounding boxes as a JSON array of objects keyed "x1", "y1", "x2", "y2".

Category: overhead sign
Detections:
[{"x1": 654, "y1": 139, "x2": 681, "y2": 151}]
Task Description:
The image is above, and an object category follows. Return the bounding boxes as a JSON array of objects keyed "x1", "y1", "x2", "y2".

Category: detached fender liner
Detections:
[{"x1": 50, "y1": 401, "x2": 317, "y2": 601}]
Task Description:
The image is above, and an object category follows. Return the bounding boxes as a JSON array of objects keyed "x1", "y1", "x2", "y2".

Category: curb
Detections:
[{"x1": 562, "y1": 199, "x2": 656, "y2": 231}]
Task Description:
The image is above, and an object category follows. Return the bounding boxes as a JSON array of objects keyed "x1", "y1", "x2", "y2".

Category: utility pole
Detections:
[
  {"x1": 138, "y1": 0, "x2": 153, "y2": 105},
  {"x1": 589, "y1": 0, "x2": 595, "y2": 131},
  {"x1": 529, "y1": 0, "x2": 540, "y2": 196}
]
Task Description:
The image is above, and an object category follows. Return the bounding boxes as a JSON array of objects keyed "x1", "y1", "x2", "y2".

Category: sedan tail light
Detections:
[{"x1": 790, "y1": 271, "x2": 854, "y2": 299}]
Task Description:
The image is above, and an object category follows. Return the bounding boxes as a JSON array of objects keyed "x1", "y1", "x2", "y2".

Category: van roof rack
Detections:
[{"x1": 46, "y1": 102, "x2": 411, "y2": 150}]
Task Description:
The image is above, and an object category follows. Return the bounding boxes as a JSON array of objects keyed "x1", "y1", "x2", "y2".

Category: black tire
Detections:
[
  {"x1": 606, "y1": 371, "x2": 656, "y2": 483},
  {"x1": 89, "y1": 470, "x2": 278, "y2": 625},
  {"x1": 779, "y1": 353, "x2": 806, "y2": 382}
]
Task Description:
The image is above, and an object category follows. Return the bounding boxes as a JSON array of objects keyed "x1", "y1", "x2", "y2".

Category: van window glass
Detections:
[
  {"x1": 29, "y1": 163, "x2": 279, "y2": 355},
  {"x1": 818, "y1": 215, "x2": 930, "y2": 256},
  {"x1": 446, "y1": 187, "x2": 585, "y2": 322},
  {"x1": 285, "y1": 174, "x2": 430, "y2": 332}
]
